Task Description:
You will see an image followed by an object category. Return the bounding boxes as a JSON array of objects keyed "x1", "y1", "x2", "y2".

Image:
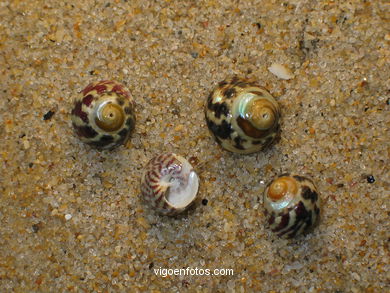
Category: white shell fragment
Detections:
[
  {"x1": 268, "y1": 63, "x2": 294, "y2": 80},
  {"x1": 140, "y1": 153, "x2": 199, "y2": 216}
]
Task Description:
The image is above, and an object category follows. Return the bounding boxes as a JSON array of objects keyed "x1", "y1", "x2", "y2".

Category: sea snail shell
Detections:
[
  {"x1": 71, "y1": 80, "x2": 136, "y2": 149},
  {"x1": 141, "y1": 153, "x2": 199, "y2": 216},
  {"x1": 205, "y1": 76, "x2": 281, "y2": 154},
  {"x1": 263, "y1": 174, "x2": 320, "y2": 238}
]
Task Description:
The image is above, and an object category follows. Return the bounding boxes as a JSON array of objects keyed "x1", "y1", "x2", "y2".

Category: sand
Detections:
[{"x1": 0, "y1": 0, "x2": 389, "y2": 292}]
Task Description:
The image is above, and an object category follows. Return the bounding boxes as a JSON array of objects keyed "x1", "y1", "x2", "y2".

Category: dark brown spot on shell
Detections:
[
  {"x1": 112, "y1": 84, "x2": 124, "y2": 94},
  {"x1": 82, "y1": 94, "x2": 94, "y2": 106},
  {"x1": 282, "y1": 219, "x2": 305, "y2": 238},
  {"x1": 117, "y1": 98, "x2": 125, "y2": 106},
  {"x1": 118, "y1": 128, "x2": 129, "y2": 139},
  {"x1": 235, "y1": 81, "x2": 249, "y2": 88},
  {"x1": 72, "y1": 101, "x2": 89, "y2": 123},
  {"x1": 268, "y1": 213, "x2": 275, "y2": 225},
  {"x1": 279, "y1": 201, "x2": 311, "y2": 238},
  {"x1": 230, "y1": 76, "x2": 239, "y2": 84},
  {"x1": 81, "y1": 83, "x2": 96, "y2": 95},
  {"x1": 273, "y1": 212, "x2": 290, "y2": 232},
  {"x1": 301, "y1": 186, "x2": 318, "y2": 202},
  {"x1": 100, "y1": 135, "x2": 114, "y2": 143},
  {"x1": 288, "y1": 215, "x2": 310, "y2": 238},
  {"x1": 89, "y1": 135, "x2": 115, "y2": 147},
  {"x1": 293, "y1": 175, "x2": 307, "y2": 182},
  {"x1": 73, "y1": 124, "x2": 98, "y2": 138},
  {"x1": 95, "y1": 84, "x2": 108, "y2": 94},
  {"x1": 252, "y1": 139, "x2": 265, "y2": 145},
  {"x1": 207, "y1": 92, "x2": 213, "y2": 102},
  {"x1": 116, "y1": 129, "x2": 129, "y2": 145},
  {"x1": 224, "y1": 87, "x2": 236, "y2": 98},
  {"x1": 209, "y1": 102, "x2": 229, "y2": 119},
  {"x1": 206, "y1": 118, "x2": 233, "y2": 140},
  {"x1": 279, "y1": 173, "x2": 290, "y2": 177},
  {"x1": 294, "y1": 201, "x2": 310, "y2": 221},
  {"x1": 261, "y1": 136, "x2": 274, "y2": 150},
  {"x1": 233, "y1": 136, "x2": 245, "y2": 150},
  {"x1": 126, "y1": 117, "x2": 135, "y2": 130},
  {"x1": 218, "y1": 80, "x2": 228, "y2": 87},
  {"x1": 207, "y1": 94, "x2": 215, "y2": 111},
  {"x1": 249, "y1": 91, "x2": 267, "y2": 98}
]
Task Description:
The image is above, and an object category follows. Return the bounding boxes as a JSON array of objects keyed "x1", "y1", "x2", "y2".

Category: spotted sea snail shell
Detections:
[
  {"x1": 71, "y1": 80, "x2": 136, "y2": 149},
  {"x1": 263, "y1": 174, "x2": 320, "y2": 238},
  {"x1": 205, "y1": 76, "x2": 281, "y2": 154},
  {"x1": 141, "y1": 153, "x2": 199, "y2": 216}
]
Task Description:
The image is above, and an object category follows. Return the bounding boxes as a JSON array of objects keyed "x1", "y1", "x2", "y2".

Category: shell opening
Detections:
[
  {"x1": 158, "y1": 158, "x2": 199, "y2": 209},
  {"x1": 95, "y1": 102, "x2": 125, "y2": 132},
  {"x1": 268, "y1": 176, "x2": 298, "y2": 202},
  {"x1": 166, "y1": 170, "x2": 199, "y2": 208}
]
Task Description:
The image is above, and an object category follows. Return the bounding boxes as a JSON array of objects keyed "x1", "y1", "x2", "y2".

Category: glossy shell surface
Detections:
[
  {"x1": 71, "y1": 80, "x2": 135, "y2": 149},
  {"x1": 141, "y1": 153, "x2": 199, "y2": 216},
  {"x1": 205, "y1": 76, "x2": 281, "y2": 154},
  {"x1": 263, "y1": 174, "x2": 320, "y2": 238}
]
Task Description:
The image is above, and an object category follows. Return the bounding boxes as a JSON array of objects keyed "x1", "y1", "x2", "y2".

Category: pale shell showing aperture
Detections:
[
  {"x1": 205, "y1": 76, "x2": 281, "y2": 154},
  {"x1": 71, "y1": 80, "x2": 135, "y2": 149},
  {"x1": 263, "y1": 173, "x2": 320, "y2": 238},
  {"x1": 141, "y1": 153, "x2": 199, "y2": 216}
]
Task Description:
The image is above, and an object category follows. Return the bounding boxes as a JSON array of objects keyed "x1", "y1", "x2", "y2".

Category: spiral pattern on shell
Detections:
[
  {"x1": 263, "y1": 173, "x2": 320, "y2": 238},
  {"x1": 71, "y1": 80, "x2": 135, "y2": 149},
  {"x1": 141, "y1": 153, "x2": 199, "y2": 216},
  {"x1": 205, "y1": 76, "x2": 281, "y2": 154}
]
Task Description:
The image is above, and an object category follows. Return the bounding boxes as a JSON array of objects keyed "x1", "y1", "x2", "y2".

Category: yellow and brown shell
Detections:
[
  {"x1": 71, "y1": 80, "x2": 135, "y2": 149},
  {"x1": 140, "y1": 153, "x2": 199, "y2": 216},
  {"x1": 205, "y1": 76, "x2": 281, "y2": 154},
  {"x1": 263, "y1": 173, "x2": 320, "y2": 238}
]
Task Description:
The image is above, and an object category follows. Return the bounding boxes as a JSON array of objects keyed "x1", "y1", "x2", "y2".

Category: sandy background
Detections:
[{"x1": 0, "y1": 0, "x2": 389, "y2": 292}]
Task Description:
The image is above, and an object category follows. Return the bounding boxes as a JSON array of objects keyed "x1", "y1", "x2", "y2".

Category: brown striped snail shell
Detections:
[
  {"x1": 205, "y1": 76, "x2": 281, "y2": 154},
  {"x1": 71, "y1": 80, "x2": 135, "y2": 149},
  {"x1": 263, "y1": 173, "x2": 320, "y2": 238},
  {"x1": 141, "y1": 153, "x2": 199, "y2": 216}
]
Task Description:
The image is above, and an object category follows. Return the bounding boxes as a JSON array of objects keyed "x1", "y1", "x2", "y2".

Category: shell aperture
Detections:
[{"x1": 141, "y1": 153, "x2": 199, "y2": 215}]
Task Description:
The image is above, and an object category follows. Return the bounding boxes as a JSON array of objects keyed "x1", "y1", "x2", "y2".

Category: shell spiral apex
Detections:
[
  {"x1": 71, "y1": 80, "x2": 136, "y2": 150},
  {"x1": 263, "y1": 173, "x2": 320, "y2": 238},
  {"x1": 205, "y1": 76, "x2": 281, "y2": 154},
  {"x1": 141, "y1": 153, "x2": 199, "y2": 216}
]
